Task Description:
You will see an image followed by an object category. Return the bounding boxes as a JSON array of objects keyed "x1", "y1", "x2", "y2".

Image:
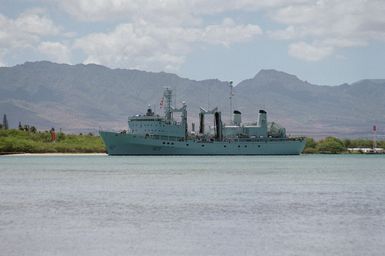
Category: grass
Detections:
[{"x1": 0, "y1": 129, "x2": 105, "y2": 154}]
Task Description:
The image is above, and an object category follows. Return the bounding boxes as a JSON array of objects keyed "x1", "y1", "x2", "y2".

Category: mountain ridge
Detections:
[{"x1": 1, "y1": 61, "x2": 384, "y2": 138}]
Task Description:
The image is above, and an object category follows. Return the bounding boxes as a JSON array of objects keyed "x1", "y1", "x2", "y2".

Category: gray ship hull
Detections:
[{"x1": 100, "y1": 131, "x2": 306, "y2": 155}]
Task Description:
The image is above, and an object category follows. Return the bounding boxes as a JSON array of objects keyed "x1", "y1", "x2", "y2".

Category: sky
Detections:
[{"x1": 1, "y1": 0, "x2": 385, "y2": 85}]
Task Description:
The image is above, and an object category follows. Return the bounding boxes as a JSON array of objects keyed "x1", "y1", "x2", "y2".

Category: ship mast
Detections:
[
  {"x1": 164, "y1": 88, "x2": 173, "y2": 121},
  {"x1": 229, "y1": 81, "x2": 233, "y2": 124}
]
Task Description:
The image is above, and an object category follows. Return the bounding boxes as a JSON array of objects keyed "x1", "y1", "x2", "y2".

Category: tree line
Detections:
[{"x1": 304, "y1": 137, "x2": 384, "y2": 154}]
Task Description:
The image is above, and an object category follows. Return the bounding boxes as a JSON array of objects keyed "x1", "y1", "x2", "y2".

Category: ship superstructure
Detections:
[{"x1": 100, "y1": 88, "x2": 305, "y2": 155}]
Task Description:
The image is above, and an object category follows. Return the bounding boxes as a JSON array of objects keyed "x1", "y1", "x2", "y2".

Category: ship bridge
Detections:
[{"x1": 127, "y1": 88, "x2": 188, "y2": 139}]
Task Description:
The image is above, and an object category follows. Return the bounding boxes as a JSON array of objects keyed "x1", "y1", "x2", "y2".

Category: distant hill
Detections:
[{"x1": 1, "y1": 61, "x2": 384, "y2": 138}]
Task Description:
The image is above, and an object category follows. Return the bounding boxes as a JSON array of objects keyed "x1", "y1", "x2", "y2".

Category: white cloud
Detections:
[
  {"x1": 188, "y1": 0, "x2": 310, "y2": 15},
  {"x1": 4, "y1": 0, "x2": 382, "y2": 68},
  {"x1": 0, "y1": 9, "x2": 62, "y2": 65},
  {"x1": 55, "y1": 0, "x2": 195, "y2": 23},
  {"x1": 74, "y1": 22, "x2": 188, "y2": 71},
  {"x1": 55, "y1": 0, "x2": 385, "y2": 64},
  {"x1": 202, "y1": 18, "x2": 262, "y2": 46},
  {"x1": 55, "y1": 0, "x2": 309, "y2": 21},
  {"x1": 38, "y1": 42, "x2": 71, "y2": 63},
  {"x1": 15, "y1": 8, "x2": 59, "y2": 36},
  {"x1": 0, "y1": 49, "x2": 6, "y2": 67},
  {"x1": 269, "y1": 0, "x2": 385, "y2": 60},
  {"x1": 74, "y1": 18, "x2": 262, "y2": 71},
  {"x1": 28, "y1": 1, "x2": 261, "y2": 71},
  {"x1": 268, "y1": 25, "x2": 297, "y2": 40},
  {"x1": 288, "y1": 42, "x2": 333, "y2": 61}
]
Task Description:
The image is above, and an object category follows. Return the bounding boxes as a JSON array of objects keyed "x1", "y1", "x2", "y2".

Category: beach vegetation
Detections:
[
  {"x1": 0, "y1": 129, "x2": 105, "y2": 154},
  {"x1": 304, "y1": 136, "x2": 385, "y2": 154}
]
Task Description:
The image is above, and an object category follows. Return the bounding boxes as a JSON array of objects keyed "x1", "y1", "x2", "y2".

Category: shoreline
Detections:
[{"x1": 2, "y1": 153, "x2": 107, "y2": 156}]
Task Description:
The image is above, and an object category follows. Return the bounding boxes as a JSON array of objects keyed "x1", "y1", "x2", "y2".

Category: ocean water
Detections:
[{"x1": 0, "y1": 154, "x2": 385, "y2": 256}]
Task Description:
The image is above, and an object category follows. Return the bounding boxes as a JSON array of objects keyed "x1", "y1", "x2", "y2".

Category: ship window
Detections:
[
  {"x1": 244, "y1": 145, "x2": 247, "y2": 148},
  {"x1": 162, "y1": 142, "x2": 165, "y2": 144},
  {"x1": 201, "y1": 145, "x2": 204, "y2": 147},
  {"x1": 186, "y1": 144, "x2": 189, "y2": 146},
  {"x1": 167, "y1": 142, "x2": 170, "y2": 144},
  {"x1": 224, "y1": 145, "x2": 227, "y2": 148},
  {"x1": 258, "y1": 145, "x2": 261, "y2": 148},
  {"x1": 238, "y1": 145, "x2": 240, "y2": 148},
  {"x1": 171, "y1": 142, "x2": 174, "y2": 145}
]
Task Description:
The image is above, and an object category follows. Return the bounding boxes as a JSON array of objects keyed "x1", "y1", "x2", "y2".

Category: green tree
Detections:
[
  {"x1": 349, "y1": 139, "x2": 372, "y2": 148},
  {"x1": 57, "y1": 132, "x2": 65, "y2": 141},
  {"x1": 317, "y1": 137, "x2": 346, "y2": 154},
  {"x1": 305, "y1": 137, "x2": 317, "y2": 148},
  {"x1": 343, "y1": 139, "x2": 352, "y2": 148},
  {"x1": 303, "y1": 137, "x2": 318, "y2": 154},
  {"x1": 30, "y1": 126, "x2": 37, "y2": 133}
]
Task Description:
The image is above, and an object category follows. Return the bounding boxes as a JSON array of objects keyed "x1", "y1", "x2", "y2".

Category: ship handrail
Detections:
[
  {"x1": 136, "y1": 133, "x2": 304, "y2": 143},
  {"x1": 146, "y1": 134, "x2": 183, "y2": 141}
]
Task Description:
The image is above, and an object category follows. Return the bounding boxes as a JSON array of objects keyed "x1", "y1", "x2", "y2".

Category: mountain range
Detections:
[{"x1": 1, "y1": 61, "x2": 384, "y2": 138}]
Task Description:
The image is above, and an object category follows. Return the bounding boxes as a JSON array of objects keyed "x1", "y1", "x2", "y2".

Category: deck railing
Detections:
[{"x1": 139, "y1": 134, "x2": 304, "y2": 143}]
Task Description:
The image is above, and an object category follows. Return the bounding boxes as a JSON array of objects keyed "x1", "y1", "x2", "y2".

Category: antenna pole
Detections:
[
  {"x1": 174, "y1": 86, "x2": 177, "y2": 108},
  {"x1": 229, "y1": 81, "x2": 233, "y2": 123},
  {"x1": 373, "y1": 124, "x2": 377, "y2": 150},
  {"x1": 207, "y1": 86, "x2": 210, "y2": 109}
]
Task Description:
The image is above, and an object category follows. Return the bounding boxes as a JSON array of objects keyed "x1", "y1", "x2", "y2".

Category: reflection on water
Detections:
[{"x1": 1, "y1": 155, "x2": 385, "y2": 255}]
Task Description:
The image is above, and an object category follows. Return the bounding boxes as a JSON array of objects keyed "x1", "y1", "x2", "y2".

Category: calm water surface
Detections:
[{"x1": 1, "y1": 155, "x2": 385, "y2": 255}]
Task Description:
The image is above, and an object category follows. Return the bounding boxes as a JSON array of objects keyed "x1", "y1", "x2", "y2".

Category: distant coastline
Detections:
[
  {"x1": 2, "y1": 153, "x2": 107, "y2": 156},
  {"x1": 1, "y1": 129, "x2": 384, "y2": 155}
]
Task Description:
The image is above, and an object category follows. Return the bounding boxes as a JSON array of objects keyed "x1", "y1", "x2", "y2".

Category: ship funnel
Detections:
[
  {"x1": 258, "y1": 110, "x2": 267, "y2": 128},
  {"x1": 214, "y1": 111, "x2": 223, "y2": 140},
  {"x1": 233, "y1": 110, "x2": 242, "y2": 126}
]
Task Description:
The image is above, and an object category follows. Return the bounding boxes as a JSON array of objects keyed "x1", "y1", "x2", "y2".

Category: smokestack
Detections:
[
  {"x1": 233, "y1": 110, "x2": 241, "y2": 126},
  {"x1": 258, "y1": 110, "x2": 267, "y2": 128},
  {"x1": 199, "y1": 112, "x2": 204, "y2": 134},
  {"x1": 214, "y1": 111, "x2": 223, "y2": 140}
]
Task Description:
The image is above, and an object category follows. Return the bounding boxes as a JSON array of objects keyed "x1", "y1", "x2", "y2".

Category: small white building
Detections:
[{"x1": 348, "y1": 147, "x2": 385, "y2": 154}]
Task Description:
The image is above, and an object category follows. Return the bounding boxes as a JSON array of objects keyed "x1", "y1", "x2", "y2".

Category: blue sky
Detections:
[{"x1": 1, "y1": 0, "x2": 385, "y2": 85}]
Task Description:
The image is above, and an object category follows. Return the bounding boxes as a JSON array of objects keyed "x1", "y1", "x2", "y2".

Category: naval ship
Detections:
[{"x1": 100, "y1": 88, "x2": 305, "y2": 155}]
